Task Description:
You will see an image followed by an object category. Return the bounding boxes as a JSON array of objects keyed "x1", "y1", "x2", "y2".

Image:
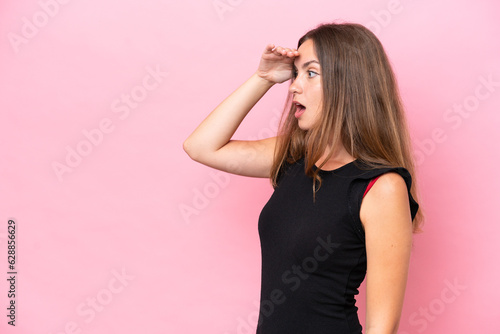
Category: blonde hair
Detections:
[{"x1": 270, "y1": 22, "x2": 423, "y2": 232}]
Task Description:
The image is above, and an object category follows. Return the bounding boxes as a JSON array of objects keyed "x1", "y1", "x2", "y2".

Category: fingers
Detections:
[
  {"x1": 265, "y1": 43, "x2": 276, "y2": 52},
  {"x1": 265, "y1": 44, "x2": 299, "y2": 58},
  {"x1": 275, "y1": 45, "x2": 299, "y2": 58}
]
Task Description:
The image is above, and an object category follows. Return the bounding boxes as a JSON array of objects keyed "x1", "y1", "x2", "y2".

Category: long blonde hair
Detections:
[{"x1": 270, "y1": 22, "x2": 423, "y2": 232}]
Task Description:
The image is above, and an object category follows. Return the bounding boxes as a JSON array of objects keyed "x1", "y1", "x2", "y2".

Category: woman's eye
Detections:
[{"x1": 308, "y1": 70, "x2": 318, "y2": 78}]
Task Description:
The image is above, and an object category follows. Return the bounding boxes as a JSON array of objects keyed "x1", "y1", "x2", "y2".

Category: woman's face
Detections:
[{"x1": 289, "y1": 38, "x2": 323, "y2": 131}]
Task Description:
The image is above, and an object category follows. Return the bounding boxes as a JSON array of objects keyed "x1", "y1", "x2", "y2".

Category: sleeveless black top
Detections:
[{"x1": 256, "y1": 158, "x2": 419, "y2": 333}]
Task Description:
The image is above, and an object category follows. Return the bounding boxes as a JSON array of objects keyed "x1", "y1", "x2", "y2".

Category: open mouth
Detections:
[{"x1": 294, "y1": 102, "x2": 306, "y2": 118}]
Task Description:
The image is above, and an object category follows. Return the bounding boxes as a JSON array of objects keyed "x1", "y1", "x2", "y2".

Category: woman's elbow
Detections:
[{"x1": 183, "y1": 138, "x2": 199, "y2": 161}]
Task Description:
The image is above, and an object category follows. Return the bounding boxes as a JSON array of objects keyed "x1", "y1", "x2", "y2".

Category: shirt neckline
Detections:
[{"x1": 312, "y1": 159, "x2": 359, "y2": 173}]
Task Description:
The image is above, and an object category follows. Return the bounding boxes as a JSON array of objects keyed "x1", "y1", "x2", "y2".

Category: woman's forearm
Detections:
[{"x1": 183, "y1": 73, "x2": 274, "y2": 161}]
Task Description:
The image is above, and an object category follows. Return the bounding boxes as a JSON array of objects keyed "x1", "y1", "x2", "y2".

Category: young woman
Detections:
[{"x1": 184, "y1": 22, "x2": 422, "y2": 334}]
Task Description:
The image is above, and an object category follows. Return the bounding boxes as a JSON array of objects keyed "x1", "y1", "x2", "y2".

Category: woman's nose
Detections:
[{"x1": 289, "y1": 77, "x2": 302, "y2": 94}]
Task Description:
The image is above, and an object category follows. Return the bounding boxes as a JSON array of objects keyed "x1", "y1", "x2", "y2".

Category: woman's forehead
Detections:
[{"x1": 295, "y1": 39, "x2": 319, "y2": 67}]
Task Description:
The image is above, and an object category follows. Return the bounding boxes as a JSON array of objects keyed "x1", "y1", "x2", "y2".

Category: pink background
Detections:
[{"x1": 1, "y1": 0, "x2": 499, "y2": 333}]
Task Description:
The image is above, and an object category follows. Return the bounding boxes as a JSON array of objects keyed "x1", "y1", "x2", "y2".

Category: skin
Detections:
[
  {"x1": 289, "y1": 39, "x2": 323, "y2": 131},
  {"x1": 183, "y1": 40, "x2": 412, "y2": 334},
  {"x1": 361, "y1": 172, "x2": 413, "y2": 334}
]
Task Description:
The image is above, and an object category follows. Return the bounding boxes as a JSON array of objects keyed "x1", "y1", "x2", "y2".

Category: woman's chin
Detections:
[
  {"x1": 297, "y1": 123, "x2": 309, "y2": 131},
  {"x1": 297, "y1": 118, "x2": 313, "y2": 131}
]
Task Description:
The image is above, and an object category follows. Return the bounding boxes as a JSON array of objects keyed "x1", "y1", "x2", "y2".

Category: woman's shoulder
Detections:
[
  {"x1": 347, "y1": 161, "x2": 419, "y2": 222},
  {"x1": 348, "y1": 160, "x2": 412, "y2": 182}
]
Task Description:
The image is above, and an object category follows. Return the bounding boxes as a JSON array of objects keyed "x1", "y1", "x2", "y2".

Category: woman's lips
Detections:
[{"x1": 294, "y1": 102, "x2": 305, "y2": 118}]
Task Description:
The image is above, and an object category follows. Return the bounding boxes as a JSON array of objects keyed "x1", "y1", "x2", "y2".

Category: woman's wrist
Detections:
[{"x1": 253, "y1": 71, "x2": 277, "y2": 89}]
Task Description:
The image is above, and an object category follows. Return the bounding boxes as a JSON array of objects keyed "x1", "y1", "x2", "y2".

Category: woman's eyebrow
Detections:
[
  {"x1": 302, "y1": 60, "x2": 320, "y2": 68},
  {"x1": 294, "y1": 60, "x2": 320, "y2": 69}
]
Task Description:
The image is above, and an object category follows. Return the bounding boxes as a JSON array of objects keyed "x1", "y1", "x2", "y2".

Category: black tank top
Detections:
[{"x1": 256, "y1": 158, "x2": 419, "y2": 333}]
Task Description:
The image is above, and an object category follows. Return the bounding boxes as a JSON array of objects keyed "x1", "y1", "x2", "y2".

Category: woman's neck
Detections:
[{"x1": 314, "y1": 144, "x2": 355, "y2": 171}]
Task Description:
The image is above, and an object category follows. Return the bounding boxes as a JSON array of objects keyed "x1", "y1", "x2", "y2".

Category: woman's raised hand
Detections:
[
  {"x1": 184, "y1": 44, "x2": 297, "y2": 178},
  {"x1": 256, "y1": 44, "x2": 299, "y2": 84}
]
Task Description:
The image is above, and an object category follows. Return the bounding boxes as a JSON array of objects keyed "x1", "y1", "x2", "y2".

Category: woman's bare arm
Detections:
[
  {"x1": 183, "y1": 44, "x2": 299, "y2": 178},
  {"x1": 360, "y1": 172, "x2": 413, "y2": 334}
]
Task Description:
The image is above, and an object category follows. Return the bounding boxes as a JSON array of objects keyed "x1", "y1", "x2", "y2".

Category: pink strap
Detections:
[{"x1": 363, "y1": 176, "x2": 381, "y2": 198}]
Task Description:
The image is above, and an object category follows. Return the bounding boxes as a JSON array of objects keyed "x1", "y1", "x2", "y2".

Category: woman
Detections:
[{"x1": 184, "y1": 22, "x2": 422, "y2": 334}]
